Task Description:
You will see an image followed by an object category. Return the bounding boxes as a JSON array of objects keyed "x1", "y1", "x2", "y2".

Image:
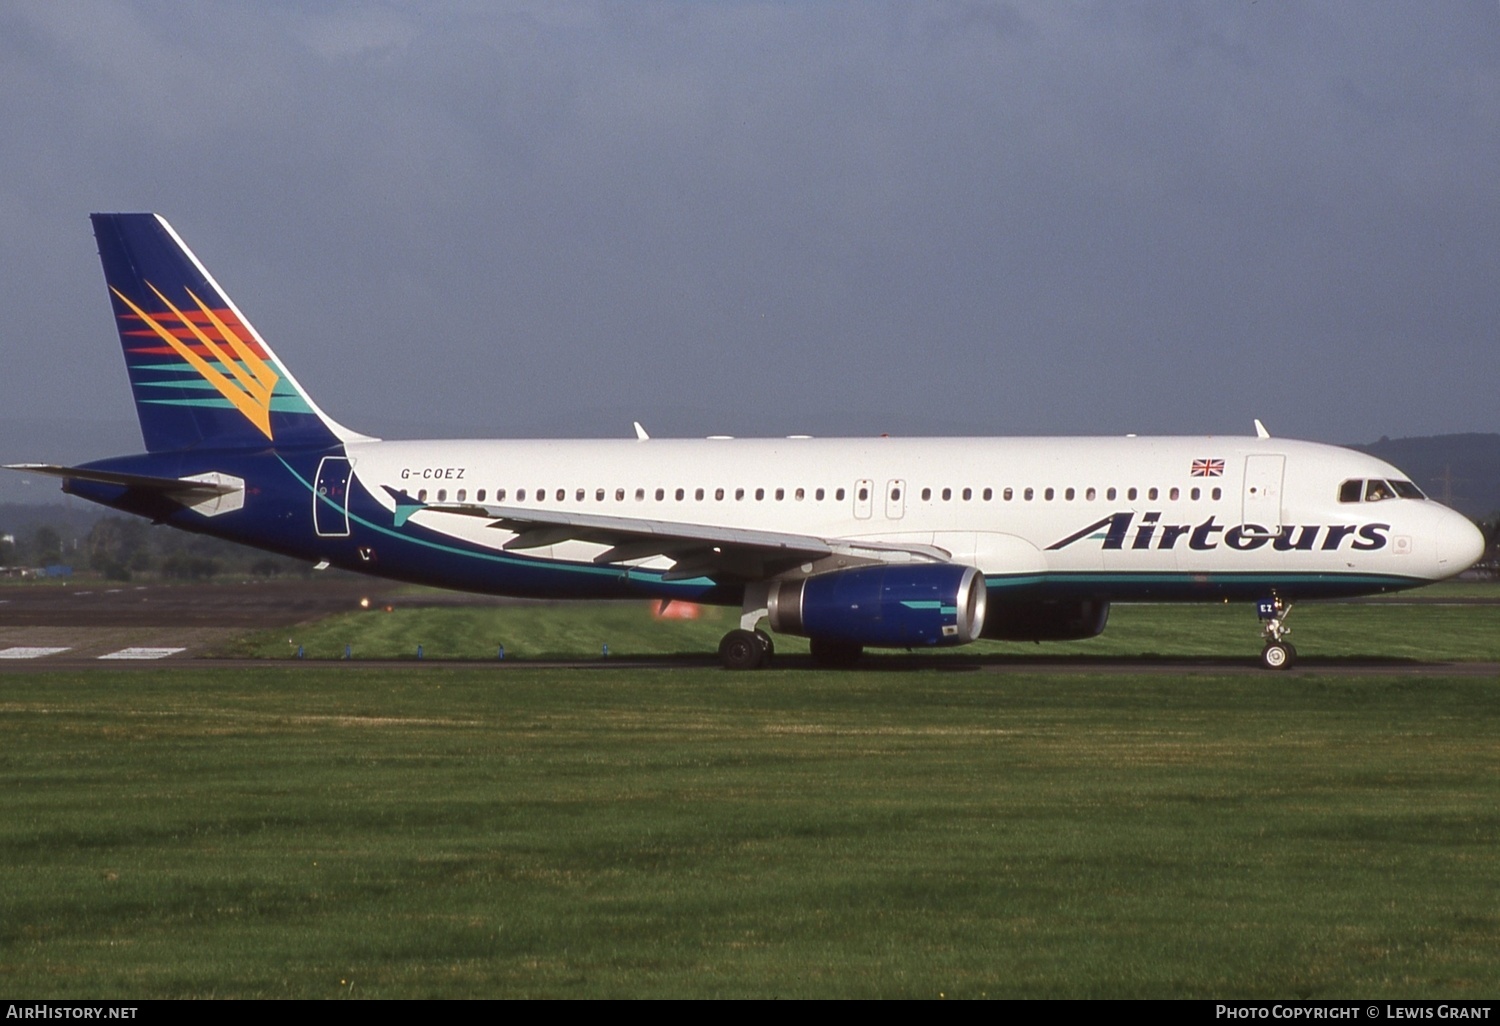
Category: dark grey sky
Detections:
[{"x1": 3, "y1": 1, "x2": 1497, "y2": 483}]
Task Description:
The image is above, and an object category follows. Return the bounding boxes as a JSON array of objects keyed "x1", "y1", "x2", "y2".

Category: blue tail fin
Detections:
[{"x1": 92, "y1": 213, "x2": 362, "y2": 453}]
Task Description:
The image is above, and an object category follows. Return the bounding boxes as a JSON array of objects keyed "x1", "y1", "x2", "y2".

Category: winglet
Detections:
[
  {"x1": 633, "y1": 421, "x2": 650, "y2": 441},
  {"x1": 1253, "y1": 419, "x2": 1271, "y2": 439}
]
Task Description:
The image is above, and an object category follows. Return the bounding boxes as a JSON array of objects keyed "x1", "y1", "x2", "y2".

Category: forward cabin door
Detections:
[
  {"x1": 314, "y1": 456, "x2": 352, "y2": 537},
  {"x1": 1241, "y1": 454, "x2": 1285, "y2": 533}
]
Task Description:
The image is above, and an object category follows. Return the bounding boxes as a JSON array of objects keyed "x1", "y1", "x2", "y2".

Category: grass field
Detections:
[
  {"x1": 221, "y1": 584, "x2": 1500, "y2": 664},
  {"x1": 3, "y1": 660, "x2": 1499, "y2": 997}
]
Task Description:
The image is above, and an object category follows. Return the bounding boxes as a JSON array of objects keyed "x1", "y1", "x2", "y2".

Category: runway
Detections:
[
  {"x1": 1, "y1": 577, "x2": 1496, "y2": 676},
  {"x1": 0, "y1": 577, "x2": 408, "y2": 664}
]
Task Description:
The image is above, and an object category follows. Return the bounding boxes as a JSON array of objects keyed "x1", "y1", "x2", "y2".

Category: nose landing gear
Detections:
[{"x1": 1257, "y1": 595, "x2": 1296, "y2": 670}]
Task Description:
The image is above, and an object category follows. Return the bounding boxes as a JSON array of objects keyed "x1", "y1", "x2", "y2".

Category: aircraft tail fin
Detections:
[{"x1": 91, "y1": 213, "x2": 367, "y2": 453}]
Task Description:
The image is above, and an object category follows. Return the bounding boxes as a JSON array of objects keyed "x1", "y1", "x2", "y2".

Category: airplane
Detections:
[{"x1": 8, "y1": 214, "x2": 1487, "y2": 670}]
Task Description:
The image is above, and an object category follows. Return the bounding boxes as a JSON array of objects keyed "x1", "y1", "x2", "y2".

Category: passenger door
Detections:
[{"x1": 314, "y1": 456, "x2": 352, "y2": 537}]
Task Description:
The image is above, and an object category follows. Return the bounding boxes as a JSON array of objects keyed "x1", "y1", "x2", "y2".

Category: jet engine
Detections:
[
  {"x1": 980, "y1": 599, "x2": 1110, "y2": 642},
  {"x1": 766, "y1": 563, "x2": 988, "y2": 648}
]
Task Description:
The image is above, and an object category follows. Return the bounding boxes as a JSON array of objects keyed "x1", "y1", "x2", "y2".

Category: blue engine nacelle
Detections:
[{"x1": 766, "y1": 563, "x2": 988, "y2": 648}]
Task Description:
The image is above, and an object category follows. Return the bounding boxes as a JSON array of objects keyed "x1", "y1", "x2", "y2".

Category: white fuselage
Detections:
[{"x1": 347, "y1": 433, "x2": 1482, "y2": 597}]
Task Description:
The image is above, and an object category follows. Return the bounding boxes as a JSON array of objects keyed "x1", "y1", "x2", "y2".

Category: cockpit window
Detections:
[{"x1": 1341, "y1": 478, "x2": 1426, "y2": 503}]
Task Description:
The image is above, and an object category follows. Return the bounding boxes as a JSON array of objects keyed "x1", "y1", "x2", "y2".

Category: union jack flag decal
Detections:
[{"x1": 1191, "y1": 458, "x2": 1225, "y2": 477}]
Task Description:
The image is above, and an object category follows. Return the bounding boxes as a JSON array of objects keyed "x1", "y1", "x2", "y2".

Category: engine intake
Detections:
[{"x1": 767, "y1": 564, "x2": 987, "y2": 648}]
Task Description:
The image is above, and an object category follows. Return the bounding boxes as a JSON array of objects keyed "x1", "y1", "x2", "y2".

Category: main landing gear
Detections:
[
  {"x1": 719, "y1": 581, "x2": 775, "y2": 670},
  {"x1": 718, "y1": 628, "x2": 774, "y2": 670},
  {"x1": 723, "y1": 581, "x2": 867, "y2": 670},
  {"x1": 717, "y1": 628, "x2": 865, "y2": 670},
  {"x1": 1256, "y1": 595, "x2": 1296, "y2": 670}
]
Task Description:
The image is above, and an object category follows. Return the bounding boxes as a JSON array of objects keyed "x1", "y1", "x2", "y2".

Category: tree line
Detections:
[{"x1": 2, "y1": 515, "x2": 313, "y2": 581}]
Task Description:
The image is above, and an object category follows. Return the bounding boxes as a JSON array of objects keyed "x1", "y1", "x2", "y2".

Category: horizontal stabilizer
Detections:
[{"x1": 5, "y1": 463, "x2": 237, "y2": 495}]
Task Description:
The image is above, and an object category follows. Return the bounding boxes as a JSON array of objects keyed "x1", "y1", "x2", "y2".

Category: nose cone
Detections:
[{"x1": 1435, "y1": 510, "x2": 1486, "y2": 578}]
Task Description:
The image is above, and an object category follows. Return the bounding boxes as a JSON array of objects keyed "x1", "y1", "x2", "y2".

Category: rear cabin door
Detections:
[{"x1": 314, "y1": 456, "x2": 352, "y2": 537}]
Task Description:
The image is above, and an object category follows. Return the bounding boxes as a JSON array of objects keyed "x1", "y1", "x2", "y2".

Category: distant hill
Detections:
[
  {"x1": 0, "y1": 503, "x2": 109, "y2": 547},
  {"x1": 1349, "y1": 433, "x2": 1500, "y2": 519}
]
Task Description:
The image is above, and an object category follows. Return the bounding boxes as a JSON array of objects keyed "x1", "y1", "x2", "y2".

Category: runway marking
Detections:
[
  {"x1": 98, "y1": 647, "x2": 187, "y2": 660},
  {"x1": 0, "y1": 647, "x2": 72, "y2": 659}
]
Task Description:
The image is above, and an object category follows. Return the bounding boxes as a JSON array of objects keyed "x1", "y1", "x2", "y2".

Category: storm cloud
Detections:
[{"x1": 2, "y1": 1, "x2": 1496, "y2": 475}]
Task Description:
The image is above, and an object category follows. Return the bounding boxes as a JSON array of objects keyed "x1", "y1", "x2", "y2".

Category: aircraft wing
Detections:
[{"x1": 387, "y1": 488, "x2": 952, "y2": 581}]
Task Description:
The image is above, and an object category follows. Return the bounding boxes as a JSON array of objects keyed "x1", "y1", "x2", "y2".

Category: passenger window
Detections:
[
  {"x1": 836, "y1": 488, "x2": 846, "y2": 501},
  {"x1": 675, "y1": 488, "x2": 685, "y2": 501},
  {"x1": 1085, "y1": 487, "x2": 1096, "y2": 501},
  {"x1": 922, "y1": 488, "x2": 932, "y2": 501},
  {"x1": 1212, "y1": 487, "x2": 1222, "y2": 500},
  {"x1": 735, "y1": 488, "x2": 745, "y2": 500},
  {"x1": 1190, "y1": 487, "x2": 1200, "y2": 501},
  {"x1": 1107, "y1": 487, "x2": 1116, "y2": 501},
  {"x1": 655, "y1": 488, "x2": 665, "y2": 501},
  {"x1": 417, "y1": 489, "x2": 427, "y2": 502},
  {"x1": 1147, "y1": 487, "x2": 1158, "y2": 500},
  {"x1": 437, "y1": 489, "x2": 447, "y2": 502},
  {"x1": 457, "y1": 489, "x2": 466, "y2": 502},
  {"x1": 1003, "y1": 487, "x2": 1013, "y2": 501},
  {"x1": 1064, "y1": 488, "x2": 1074, "y2": 501},
  {"x1": 1169, "y1": 487, "x2": 1179, "y2": 501},
  {"x1": 942, "y1": 488, "x2": 952, "y2": 501},
  {"x1": 1024, "y1": 488, "x2": 1034, "y2": 501},
  {"x1": 616, "y1": 488, "x2": 625, "y2": 501},
  {"x1": 815, "y1": 488, "x2": 825, "y2": 501},
  {"x1": 857, "y1": 486, "x2": 868, "y2": 501},
  {"x1": 557, "y1": 489, "x2": 566, "y2": 502},
  {"x1": 796, "y1": 487, "x2": 805, "y2": 501},
  {"x1": 596, "y1": 488, "x2": 605, "y2": 501},
  {"x1": 1127, "y1": 488, "x2": 1137, "y2": 501},
  {"x1": 756, "y1": 488, "x2": 765, "y2": 501},
  {"x1": 635, "y1": 488, "x2": 645, "y2": 501},
  {"x1": 516, "y1": 489, "x2": 526, "y2": 501},
  {"x1": 715, "y1": 488, "x2": 724, "y2": 501},
  {"x1": 983, "y1": 488, "x2": 992, "y2": 501},
  {"x1": 962, "y1": 487, "x2": 972, "y2": 501},
  {"x1": 497, "y1": 489, "x2": 506, "y2": 501}
]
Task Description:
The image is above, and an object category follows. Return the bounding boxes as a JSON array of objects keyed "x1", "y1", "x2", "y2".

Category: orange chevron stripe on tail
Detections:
[{"x1": 111, "y1": 284, "x2": 280, "y2": 440}]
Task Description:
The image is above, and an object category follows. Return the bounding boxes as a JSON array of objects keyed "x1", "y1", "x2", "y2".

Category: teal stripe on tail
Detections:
[{"x1": 92, "y1": 213, "x2": 361, "y2": 453}]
